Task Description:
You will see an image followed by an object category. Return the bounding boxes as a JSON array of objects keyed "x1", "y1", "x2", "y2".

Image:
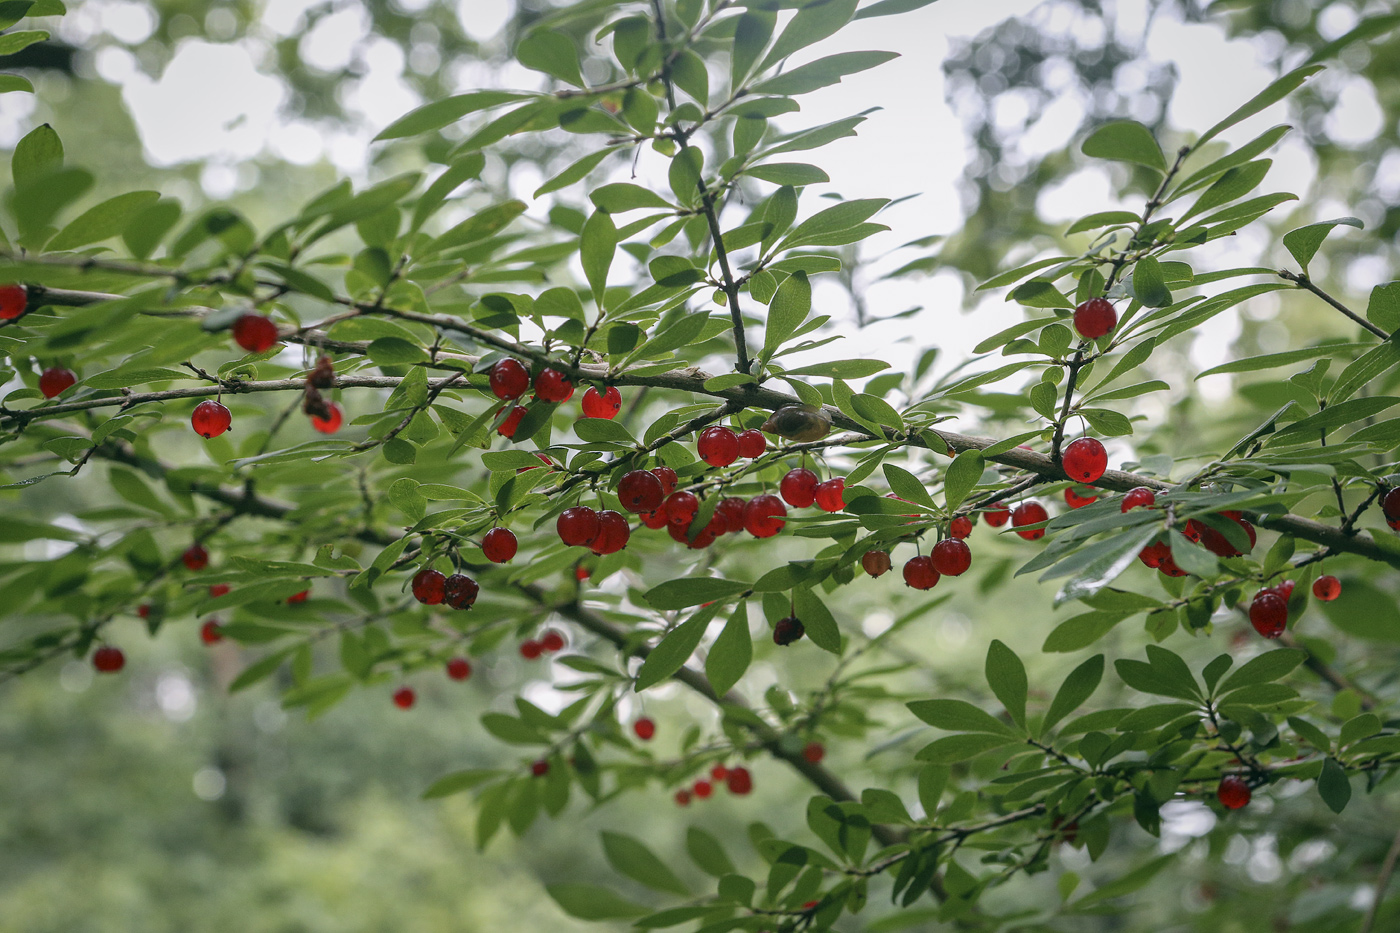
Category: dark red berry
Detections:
[
  {"x1": 984, "y1": 502, "x2": 1011, "y2": 527},
  {"x1": 1217, "y1": 775, "x2": 1251, "y2": 810},
  {"x1": 697, "y1": 426, "x2": 740, "y2": 467},
  {"x1": 1012, "y1": 502, "x2": 1049, "y2": 540},
  {"x1": 803, "y1": 741, "x2": 824, "y2": 764},
  {"x1": 861, "y1": 550, "x2": 891, "y2": 577},
  {"x1": 1139, "y1": 540, "x2": 1171, "y2": 568},
  {"x1": 813, "y1": 478, "x2": 845, "y2": 513},
  {"x1": 903, "y1": 555, "x2": 940, "y2": 590},
  {"x1": 137, "y1": 604, "x2": 151, "y2": 619},
  {"x1": 446, "y1": 657, "x2": 472, "y2": 680},
  {"x1": 693, "y1": 779, "x2": 713, "y2": 798},
  {"x1": 639, "y1": 509, "x2": 669, "y2": 530},
  {"x1": 949, "y1": 515, "x2": 973, "y2": 539},
  {"x1": 581, "y1": 385, "x2": 621, "y2": 419},
  {"x1": 232, "y1": 313, "x2": 279, "y2": 352},
  {"x1": 182, "y1": 544, "x2": 209, "y2": 571},
  {"x1": 1064, "y1": 486, "x2": 1097, "y2": 509},
  {"x1": 520, "y1": 640, "x2": 544, "y2": 659},
  {"x1": 309, "y1": 400, "x2": 343, "y2": 434},
  {"x1": 444, "y1": 573, "x2": 479, "y2": 610},
  {"x1": 633, "y1": 717, "x2": 656, "y2": 740},
  {"x1": 534, "y1": 367, "x2": 574, "y2": 402},
  {"x1": 726, "y1": 766, "x2": 753, "y2": 795},
  {"x1": 663, "y1": 491, "x2": 699, "y2": 527},
  {"x1": 497, "y1": 405, "x2": 527, "y2": 438},
  {"x1": 1384, "y1": 488, "x2": 1400, "y2": 523},
  {"x1": 1073, "y1": 297, "x2": 1117, "y2": 339},
  {"x1": 576, "y1": 565, "x2": 590, "y2": 581},
  {"x1": 557, "y1": 506, "x2": 601, "y2": 547},
  {"x1": 1313, "y1": 575, "x2": 1341, "y2": 601},
  {"x1": 1249, "y1": 592, "x2": 1287, "y2": 638},
  {"x1": 715, "y1": 497, "x2": 747, "y2": 534},
  {"x1": 674, "y1": 789, "x2": 692, "y2": 806},
  {"x1": 541, "y1": 629, "x2": 566, "y2": 652},
  {"x1": 710, "y1": 764, "x2": 729, "y2": 781},
  {"x1": 0, "y1": 283, "x2": 26, "y2": 319},
  {"x1": 489, "y1": 359, "x2": 529, "y2": 399},
  {"x1": 287, "y1": 589, "x2": 310, "y2": 604},
  {"x1": 1121, "y1": 487, "x2": 1156, "y2": 512},
  {"x1": 38, "y1": 367, "x2": 76, "y2": 398},
  {"x1": 208, "y1": 583, "x2": 229, "y2": 598},
  {"x1": 780, "y1": 468, "x2": 819, "y2": 508},
  {"x1": 617, "y1": 469, "x2": 664, "y2": 513},
  {"x1": 1062, "y1": 437, "x2": 1107, "y2": 483},
  {"x1": 736, "y1": 429, "x2": 767, "y2": 458},
  {"x1": 1199, "y1": 521, "x2": 1243, "y2": 558},
  {"x1": 393, "y1": 686, "x2": 416, "y2": 709},
  {"x1": 531, "y1": 759, "x2": 549, "y2": 776},
  {"x1": 930, "y1": 538, "x2": 972, "y2": 576},
  {"x1": 743, "y1": 494, "x2": 787, "y2": 538},
  {"x1": 1277, "y1": 579, "x2": 1296, "y2": 600},
  {"x1": 773, "y1": 616, "x2": 805, "y2": 645},
  {"x1": 1158, "y1": 553, "x2": 1188, "y2": 578},
  {"x1": 92, "y1": 645, "x2": 125, "y2": 672},
  {"x1": 482, "y1": 527, "x2": 518, "y2": 563},
  {"x1": 200, "y1": 620, "x2": 223, "y2": 644},
  {"x1": 651, "y1": 465, "x2": 678, "y2": 496},
  {"x1": 191, "y1": 400, "x2": 231, "y2": 438},
  {"x1": 412, "y1": 568, "x2": 447, "y2": 605},
  {"x1": 590, "y1": 510, "x2": 630, "y2": 555},
  {"x1": 668, "y1": 511, "x2": 723, "y2": 549}
]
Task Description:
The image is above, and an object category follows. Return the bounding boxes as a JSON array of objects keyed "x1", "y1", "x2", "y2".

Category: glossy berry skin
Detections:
[
  {"x1": 531, "y1": 759, "x2": 549, "y2": 777},
  {"x1": 497, "y1": 405, "x2": 527, "y2": 438},
  {"x1": 663, "y1": 492, "x2": 699, "y2": 528},
  {"x1": 1120, "y1": 487, "x2": 1155, "y2": 513},
  {"x1": 482, "y1": 527, "x2": 518, "y2": 563},
  {"x1": 861, "y1": 550, "x2": 891, "y2": 577},
  {"x1": 200, "y1": 620, "x2": 223, "y2": 644},
  {"x1": 697, "y1": 426, "x2": 740, "y2": 467},
  {"x1": 393, "y1": 687, "x2": 416, "y2": 709},
  {"x1": 931, "y1": 538, "x2": 972, "y2": 576},
  {"x1": 1158, "y1": 554, "x2": 1188, "y2": 578},
  {"x1": 813, "y1": 478, "x2": 846, "y2": 513},
  {"x1": 693, "y1": 779, "x2": 713, "y2": 799},
  {"x1": 617, "y1": 470, "x2": 664, "y2": 513},
  {"x1": 668, "y1": 512, "x2": 723, "y2": 549},
  {"x1": 726, "y1": 766, "x2": 753, "y2": 795},
  {"x1": 674, "y1": 789, "x2": 692, "y2": 806},
  {"x1": 1062, "y1": 437, "x2": 1107, "y2": 483},
  {"x1": 1064, "y1": 486, "x2": 1097, "y2": 509},
  {"x1": 1012, "y1": 502, "x2": 1050, "y2": 540},
  {"x1": 984, "y1": 502, "x2": 1011, "y2": 527},
  {"x1": 208, "y1": 584, "x2": 230, "y2": 598},
  {"x1": 1199, "y1": 522, "x2": 1243, "y2": 559},
  {"x1": 1313, "y1": 575, "x2": 1342, "y2": 601},
  {"x1": 557, "y1": 506, "x2": 601, "y2": 547},
  {"x1": 0, "y1": 283, "x2": 26, "y2": 319},
  {"x1": 716, "y1": 497, "x2": 747, "y2": 534},
  {"x1": 287, "y1": 590, "x2": 310, "y2": 604},
  {"x1": 949, "y1": 516, "x2": 973, "y2": 539},
  {"x1": 520, "y1": 639, "x2": 544, "y2": 660},
  {"x1": 773, "y1": 616, "x2": 805, "y2": 646},
  {"x1": 903, "y1": 555, "x2": 940, "y2": 590},
  {"x1": 639, "y1": 509, "x2": 669, "y2": 530},
  {"x1": 581, "y1": 385, "x2": 621, "y2": 419},
  {"x1": 38, "y1": 367, "x2": 77, "y2": 398},
  {"x1": 446, "y1": 657, "x2": 472, "y2": 680},
  {"x1": 1139, "y1": 540, "x2": 1171, "y2": 569},
  {"x1": 92, "y1": 645, "x2": 125, "y2": 673},
  {"x1": 803, "y1": 741, "x2": 824, "y2": 764},
  {"x1": 1384, "y1": 487, "x2": 1400, "y2": 525},
  {"x1": 444, "y1": 573, "x2": 479, "y2": 610},
  {"x1": 1249, "y1": 592, "x2": 1288, "y2": 638},
  {"x1": 736, "y1": 429, "x2": 767, "y2": 459},
  {"x1": 232, "y1": 313, "x2": 279, "y2": 352},
  {"x1": 541, "y1": 629, "x2": 566, "y2": 652},
  {"x1": 743, "y1": 494, "x2": 787, "y2": 538},
  {"x1": 191, "y1": 400, "x2": 232, "y2": 438},
  {"x1": 651, "y1": 466, "x2": 678, "y2": 496},
  {"x1": 411, "y1": 568, "x2": 447, "y2": 605},
  {"x1": 310, "y1": 400, "x2": 343, "y2": 434},
  {"x1": 534, "y1": 367, "x2": 574, "y2": 402},
  {"x1": 182, "y1": 544, "x2": 209, "y2": 571},
  {"x1": 780, "y1": 468, "x2": 819, "y2": 508},
  {"x1": 633, "y1": 718, "x2": 656, "y2": 741},
  {"x1": 1217, "y1": 775, "x2": 1251, "y2": 810},
  {"x1": 489, "y1": 358, "x2": 529, "y2": 399},
  {"x1": 1073, "y1": 297, "x2": 1117, "y2": 339},
  {"x1": 590, "y1": 510, "x2": 631, "y2": 555}
]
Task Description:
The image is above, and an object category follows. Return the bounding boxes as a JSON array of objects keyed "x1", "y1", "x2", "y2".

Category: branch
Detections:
[{"x1": 1279, "y1": 270, "x2": 1389, "y2": 340}]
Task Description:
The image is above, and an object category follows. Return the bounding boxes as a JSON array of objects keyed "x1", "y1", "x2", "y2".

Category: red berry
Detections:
[
  {"x1": 92, "y1": 645, "x2": 125, "y2": 672},
  {"x1": 930, "y1": 538, "x2": 972, "y2": 576},
  {"x1": 639, "y1": 509, "x2": 669, "y2": 530},
  {"x1": 633, "y1": 717, "x2": 656, "y2": 740},
  {"x1": 668, "y1": 511, "x2": 723, "y2": 549},
  {"x1": 780, "y1": 468, "x2": 819, "y2": 508},
  {"x1": 310, "y1": 400, "x2": 343, "y2": 434},
  {"x1": 208, "y1": 583, "x2": 230, "y2": 598},
  {"x1": 1121, "y1": 487, "x2": 1156, "y2": 512},
  {"x1": 984, "y1": 502, "x2": 1011, "y2": 527},
  {"x1": 663, "y1": 492, "x2": 699, "y2": 527},
  {"x1": 1199, "y1": 521, "x2": 1243, "y2": 558},
  {"x1": 412, "y1": 568, "x2": 447, "y2": 605},
  {"x1": 693, "y1": 779, "x2": 713, "y2": 798},
  {"x1": 1277, "y1": 579, "x2": 1296, "y2": 600},
  {"x1": 1073, "y1": 297, "x2": 1117, "y2": 339},
  {"x1": 1313, "y1": 575, "x2": 1341, "y2": 601},
  {"x1": 743, "y1": 494, "x2": 787, "y2": 538},
  {"x1": 557, "y1": 506, "x2": 601, "y2": 547},
  {"x1": 1217, "y1": 775, "x2": 1251, "y2": 810},
  {"x1": 949, "y1": 515, "x2": 973, "y2": 539},
  {"x1": 1158, "y1": 553, "x2": 1188, "y2": 578},
  {"x1": 137, "y1": 604, "x2": 151, "y2": 619},
  {"x1": 812, "y1": 478, "x2": 845, "y2": 513},
  {"x1": 1011, "y1": 502, "x2": 1050, "y2": 540},
  {"x1": 710, "y1": 764, "x2": 729, "y2": 781},
  {"x1": 531, "y1": 759, "x2": 549, "y2": 776},
  {"x1": 726, "y1": 766, "x2": 753, "y2": 795},
  {"x1": 1182, "y1": 519, "x2": 1205, "y2": 543},
  {"x1": 38, "y1": 367, "x2": 76, "y2": 398},
  {"x1": 697, "y1": 426, "x2": 740, "y2": 467},
  {"x1": 590, "y1": 510, "x2": 631, "y2": 555},
  {"x1": 715, "y1": 497, "x2": 747, "y2": 534},
  {"x1": 1384, "y1": 488, "x2": 1400, "y2": 523},
  {"x1": 287, "y1": 589, "x2": 310, "y2": 604},
  {"x1": 482, "y1": 527, "x2": 518, "y2": 563},
  {"x1": 773, "y1": 616, "x2": 805, "y2": 645},
  {"x1": 1139, "y1": 540, "x2": 1170, "y2": 568},
  {"x1": 674, "y1": 789, "x2": 692, "y2": 806},
  {"x1": 541, "y1": 629, "x2": 566, "y2": 652},
  {"x1": 903, "y1": 555, "x2": 940, "y2": 590},
  {"x1": 520, "y1": 639, "x2": 544, "y2": 659},
  {"x1": 1062, "y1": 437, "x2": 1107, "y2": 483},
  {"x1": 182, "y1": 544, "x2": 209, "y2": 571},
  {"x1": 617, "y1": 470, "x2": 665, "y2": 513},
  {"x1": 861, "y1": 550, "x2": 891, "y2": 577},
  {"x1": 651, "y1": 465, "x2": 678, "y2": 496},
  {"x1": 803, "y1": 741, "x2": 824, "y2": 764},
  {"x1": 392, "y1": 686, "x2": 416, "y2": 709},
  {"x1": 1064, "y1": 486, "x2": 1097, "y2": 509},
  {"x1": 534, "y1": 367, "x2": 574, "y2": 402},
  {"x1": 0, "y1": 283, "x2": 27, "y2": 319},
  {"x1": 488, "y1": 359, "x2": 529, "y2": 399},
  {"x1": 446, "y1": 657, "x2": 472, "y2": 680},
  {"x1": 497, "y1": 405, "x2": 527, "y2": 438},
  {"x1": 200, "y1": 619, "x2": 223, "y2": 644},
  {"x1": 191, "y1": 400, "x2": 231, "y2": 438},
  {"x1": 581, "y1": 385, "x2": 621, "y2": 419},
  {"x1": 1249, "y1": 592, "x2": 1288, "y2": 638},
  {"x1": 736, "y1": 429, "x2": 767, "y2": 459},
  {"x1": 444, "y1": 573, "x2": 479, "y2": 610},
  {"x1": 232, "y1": 313, "x2": 279, "y2": 352},
  {"x1": 575, "y1": 565, "x2": 590, "y2": 581}
]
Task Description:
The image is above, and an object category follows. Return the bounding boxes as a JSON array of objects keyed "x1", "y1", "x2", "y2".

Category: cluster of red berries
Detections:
[
  {"x1": 520, "y1": 629, "x2": 566, "y2": 659},
  {"x1": 411, "y1": 567, "x2": 480, "y2": 610},
  {"x1": 491, "y1": 359, "x2": 622, "y2": 438},
  {"x1": 1138, "y1": 508, "x2": 1258, "y2": 577},
  {"x1": 695, "y1": 424, "x2": 769, "y2": 467},
  {"x1": 674, "y1": 763, "x2": 753, "y2": 805}
]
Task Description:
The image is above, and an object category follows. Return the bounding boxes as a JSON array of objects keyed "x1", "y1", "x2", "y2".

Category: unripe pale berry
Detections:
[
  {"x1": 0, "y1": 283, "x2": 27, "y2": 319},
  {"x1": 1249, "y1": 592, "x2": 1287, "y2": 638},
  {"x1": 930, "y1": 538, "x2": 972, "y2": 576},
  {"x1": 861, "y1": 550, "x2": 891, "y2": 577},
  {"x1": 736, "y1": 429, "x2": 767, "y2": 458},
  {"x1": 780, "y1": 468, "x2": 819, "y2": 508},
  {"x1": 617, "y1": 469, "x2": 665, "y2": 513},
  {"x1": 412, "y1": 568, "x2": 447, "y2": 605},
  {"x1": 92, "y1": 645, "x2": 125, "y2": 672},
  {"x1": 533, "y1": 367, "x2": 574, "y2": 402},
  {"x1": 444, "y1": 573, "x2": 479, "y2": 610},
  {"x1": 581, "y1": 385, "x2": 621, "y2": 419},
  {"x1": 984, "y1": 502, "x2": 1011, "y2": 527},
  {"x1": 1217, "y1": 775, "x2": 1251, "y2": 810},
  {"x1": 949, "y1": 515, "x2": 973, "y2": 539},
  {"x1": 310, "y1": 400, "x2": 343, "y2": 434},
  {"x1": 633, "y1": 717, "x2": 656, "y2": 740},
  {"x1": 1062, "y1": 437, "x2": 1107, "y2": 483},
  {"x1": 482, "y1": 527, "x2": 518, "y2": 563},
  {"x1": 903, "y1": 555, "x2": 940, "y2": 590},
  {"x1": 182, "y1": 544, "x2": 209, "y2": 571},
  {"x1": 1122, "y1": 486, "x2": 1156, "y2": 512},
  {"x1": 232, "y1": 313, "x2": 279, "y2": 352},
  {"x1": 38, "y1": 367, "x2": 76, "y2": 398},
  {"x1": 1011, "y1": 502, "x2": 1049, "y2": 540},
  {"x1": 489, "y1": 358, "x2": 529, "y2": 399},
  {"x1": 1313, "y1": 575, "x2": 1342, "y2": 601},
  {"x1": 773, "y1": 616, "x2": 805, "y2": 646},
  {"x1": 697, "y1": 426, "x2": 740, "y2": 467},
  {"x1": 1073, "y1": 297, "x2": 1117, "y2": 339},
  {"x1": 446, "y1": 657, "x2": 472, "y2": 680},
  {"x1": 191, "y1": 400, "x2": 232, "y2": 438},
  {"x1": 557, "y1": 506, "x2": 601, "y2": 547}
]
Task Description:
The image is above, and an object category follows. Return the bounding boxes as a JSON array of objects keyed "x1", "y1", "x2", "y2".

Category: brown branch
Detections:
[{"x1": 1279, "y1": 270, "x2": 1389, "y2": 340}]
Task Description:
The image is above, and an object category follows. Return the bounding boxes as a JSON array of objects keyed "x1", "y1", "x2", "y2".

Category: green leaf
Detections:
[
  {"x1": 1041, "y1": 655, "x2": 1104, "y2": 736},
  {"x1": 985, "y1": 640, "x2": 1027, "y2": 730},
  {"x1": 854, "y1": 0, "x2": 941, "y2": 18},
  {"x1": 0, "y1": 29, "x2": 46, "y2": 57},
  {"x1": 1196, "y1": 64, "x2": 1323, "y2": 149},
  {"x1": 1070, "y1": 856, "x2": 1173, "y2": 909},
  {"x1": 46, "y1": 190, "x2": 161, "y2": 251},
  {"x1": 422, "y1": 769, "x2": 500, "y2": 799},
  {"x1": 686, "y1": 827, "x2": 736, "y2": 878},
  {"x1": 762, "y1": 270, "x2": 811, "y2": 359},
  {"x1": 1196, "y1": 341, "x2": 1364, "y2": 378},
  {"x1": 373, "y1": 91, "x2": 527, "y2": 140},
  {"x1": 1216, "y1": 648, "x2": 1307, "y2": 696},
  {"x1": 535, "y1": 149, "x2": 611, "y2": 198},
  {"x1": 601, "y1": 832, "x2": 690, "y2": 896},
  {"x1": 943, "y1": 449, "x2": 984, "y2": 510},
  {"x1": 1066, "y1": 211, "x2": 1140, "y2": 235},
  {"x1": 915, "y1": 733, "x2": 1016, "y2": 764},
  {"x1": 1316, "y1": 758, "x2": 1351, "y2": 814},
  {"x1": 782, "y1": 359, "x2": 889, "y2": 378},
  {"x1": 1129, "y1": 256, "x2": 1171, "y2": 308},
  {"x1": 1268, "y1": 396, "x2": 1400, "y2": 447},
  {"x1": 366, "y1": 337, "x2": 427, "y2": 365},
  {"x1": 907, "y1": 699, "x2": 1017, "y2": 736},
  {"x1": 779, "y1": 198, "x2": 888, "y2": 250},
  {"x1": 705, "y1": 602, "x2": 752, "y2": 697},
  {"x1": 751, "y1": 50, "x2": 899, "y2": 97},
  {"x1": 731, "y1": 9, "x2": 775, "y2": 88},
  {"x1": 426, "y1": 200, "x2": 526, "y2": 254},
  {"x1": 1283, "y1": 217, "x2": 1362, "y2": 272},
  {"x1": 0, "y1": 73, "x2": 34, "y2": 94},
  {"x1": 590, "y1": 183, "x2": 674, "y2": 213},
  {"x1": 634, "y1": 604, "x2": 720, "y2": 691},
  {"x1": 1319, "y1": 579, "x2": 1400, "y2": 643},
  {"x1": 580, "y1": 210, "x2": 616, "y2": 308},
  {"x1": 516, "y1": 30, "x2": 584, "y2": 86},
  {"x1": 1180, "y1": 160, "x2": 1272, "y2": 223},
  {"x1": 794, "y1": 587, "x2": 841, "y2": 654},
  {"x1": 1368, "y1": 282, "x2": 1400, "y2": 332},
  {"x1": 546, "y1": 883, "x2": 649, "y2": 921},
  {"x1": 745, "y1": 162, "x2": 830, "y2": 186},
  {"x1": 1080, "y1": 121, "x2": 1166, "y2": 172},
  {"x1": 1329, "y1": 336, "x2": 1400, "y2": 404},
  {"x1": 12, "y1": 122, "x2": 61, "y2": 188},
  {"x1": 759, "y1": 0, "x2": 858, "y2": 71}
]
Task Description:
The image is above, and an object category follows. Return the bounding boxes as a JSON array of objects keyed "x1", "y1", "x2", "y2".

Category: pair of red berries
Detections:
[
  {"x1": 901, "y1": 538, "x2": 974, "y2": 590},
  {"x1": 411, "y1": 568, "x2": 480, "y2": 610},
  {"x1": 488, "y1": 359, "x2": 577, "y2": 404},
  {"x1": 695, "y1": 425, "x2": 768, "y2": 467},
  {"x1": 192, "y1": 398, "x2": 341, "y2": 437},
  {"x1": 520, "y1": 629, "x2": 566, "y2": 659},
  {"x1": 557, "y1": 506, "x2": 631, "y2": 554},
  {"x1": 779, "y1": 468, "x2": 846, "y2": 512}
]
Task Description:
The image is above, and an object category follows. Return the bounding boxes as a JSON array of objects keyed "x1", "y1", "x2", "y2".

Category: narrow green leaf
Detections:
[
  {"x1": 985, "y1": 640, "x2": 1028, "y2": 730},
  {"x1": 580, "y1": 210, "x2": 616, "y2": 308},
  {"x1": 907, "y1": 698, "x2": 1018, "y2": 736},
  {"x1": 1196, "y1": 64, "x2": 1323, "y2": 149},
  {"x1": 634, "y1": 603, "x2": 720, "y2": 691},
  {"x1": 1041, "y1": 655, "x2": 1105, "y2": 736},
  {"x1": 705, "y1": 602, "x2": 752, "y2": 697},
  {"x1": 601, "y1": 832, "x2": 691, "y2": 896}
]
